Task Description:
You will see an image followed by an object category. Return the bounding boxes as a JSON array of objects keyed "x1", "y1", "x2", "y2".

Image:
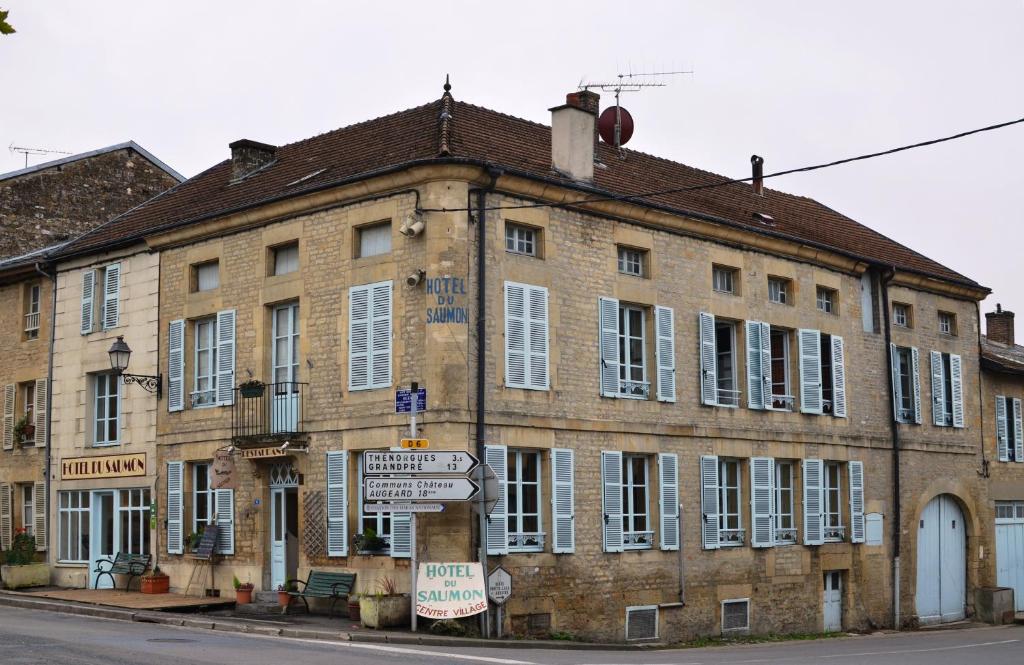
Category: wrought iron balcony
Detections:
[
  {"x1": 719, "y1": 528, "x2": 746, "y2": 545},
  {"x1": 231, "y1": 381, "x2": 307, "y2": 442},
  {"x1": 770, "y1": 394, "x2": 795, "y2": 411},
  {"x1": 824, "y1": 525, "x2": 846, "y2": 542},
  {"x1": 508, "y1": 532, "x2": 545, "y2": 551},
  {"x1": 623, "y1": 530, "x2": 654, "y2": 548},
  {"x1": 619, "y1": 380, "x2": 650, "y2": 399},
  {"x1": 774, "y1": 527, "x2": 798, "y2": 544}
]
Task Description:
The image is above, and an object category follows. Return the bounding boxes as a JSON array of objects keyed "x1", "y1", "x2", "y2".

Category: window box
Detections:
[
  {"x1": 239, "y1": 381, "x2": 265, "y2": 399},
  {"x1": 0, "y1": 562, "x2": 49, "y2": 589}
]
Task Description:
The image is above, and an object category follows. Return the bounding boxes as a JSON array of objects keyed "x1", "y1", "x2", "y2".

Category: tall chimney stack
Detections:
[
  {"x1": 550, "y1": 91, "x2": 599, "y2": 182},
  {"x1": 986, "y1": 303, "x2": 1016, "y2": 346},
  {"x1": 751, "y1": 155, "x2": 764, "y2": 196},
  {"x1": 229, "y1": 139, "x2": 277, "y2": 181}
]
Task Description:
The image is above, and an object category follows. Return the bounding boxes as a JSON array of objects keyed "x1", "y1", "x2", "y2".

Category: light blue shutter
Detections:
[
  {"x1": 370, "y1": 281, "x2": 393, "y2": 389},
  {"x1": 168, "y1": 319, "x2": 185, "y2": 412},
  {"x1": 890, "y1": 343, "x2": 903, "y2": 422},
  {"x1": 166, "y1": 462, "x2": 183, "y2": 554},
  {"x1": 848, "y1": 461, "x2": 865, "y2": 544},
  {"x1": 996, "y1": 397, "x2": 1009, "y2": 461},
  {"x1": 349, "y1": 285, "x2": 370, "y2": 390},
  {"x1": 505, "y1": 282, "x2": 549, "y2": 390},
  {"x1": 910, "y1": 347, "x2": 922, "y2": 424},
  {"x1": 80, "y1": 269, "x2": 95, "y2": 334},
  {"x1": 950, "y1": 354, "x2": 964, "y2": 428},
  {"x1": 485, "y1": 445, "x2": 508, "y2": 556},
  {"x1": 215, "y1": 310, "x2": 236, "y2": 406},
  {"x1": 1014, "y1": 399, "x2": 1023, "y2": 462},
  {"x1": 599, "y1": 297, "x2": 620, "y2": 397},
  {"x1": 551, "y1": 448, "x2": 575, "y2": 554},
  {"x1": 655, "y1": 306, "x2": 676, "y2": 402},
  {"x1": 326, "y1": 450, "x2": 348, "y2": 556},
  {"x1": 214, "y1": 488, "x2": 235, "y2": 555},
  {"x1": 699, "y1": 312, "x2": 717, "y2": 405},
  {"x1": 505, "y1": 282, "x2": 527, "y2": 388},
  {"x1": 0, "y1": 483, "x2": 10, "y2": 551},
  {"x1": 803, "y1": 459, "x2": 824, "y2": 545},
  {"x1": 750, "y1": 456, "x2": 775, "y2": 548},
  {"x1": 101, "y1": 263, "x2": 120, "y2": 330},
  {"x1": 527, "y1": 285, "x2": 549, "y2": 389},
  {"x1": 33, "y1": 481, "x2": 46, "y2": 551},
  {"x1": 798, "y1": 329, "x2": 822, "y2": 414},
  {"x1": 601, "y1": 451, "x2": 623, "y2": 552},
  {"x1": 700, "y1": 455, "x2": 720, "y2": 550},
  {"x1": 831, "y1": 335, "x2": 847, "y2": 418},
  {"x1": 746, "y1": 321, "x2": 765, "y2": 409},
  {"x1": 391, "y1": 513, "x2": 411, "y2": 558},
  {"x1": 658, "y1": 453, "x2": 679, "y2": 551},
  {"x1": 930, "y1": 351, "x2": 945, "y2": 426},
  {"x1": 2, "y1": 385, "x2": 13, "y2": 450},
  {"x1": 33, "y1": 379, "x2": 47, "y2": 447}
]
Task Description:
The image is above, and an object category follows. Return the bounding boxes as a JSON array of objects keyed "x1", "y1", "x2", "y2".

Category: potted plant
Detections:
[
  {"x1": 185, "y1": 530, "x2": 203, "y2": 552},
  {"x1": 0, "y1": 528, "x2": 48, "y2": 589},
  {"x1": 276, "y1": 581, "x2": 295, "y2": 608},
  {"x1": 233, "y1": 574, "x2": 254, "y2": 604},
  {"x1": 141, "y1": 566, "x2": 170, "y2": 594},
  {"x1": 239, "y1": 379, "x2": 265, "y2": 399},
  {"x1": 12, "y1": 413, "x2": 33, "y2": 447},
  {"x1": 354, "y1": 528, "x2": 388, "y2": 555},
  {"x1": 347, "y1": 592, "x2": 361, "y2": 622},
  {"x1": 359, "y1": 577, "x2": 411, "y2": 629}
]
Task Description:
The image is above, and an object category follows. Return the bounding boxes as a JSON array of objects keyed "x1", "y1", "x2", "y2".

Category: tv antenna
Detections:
[
  {"x1": 579, "y1": 68, "x2": 692, "y2": 153},
  {"x1": 9, "y1": 143, "x2": 73, "y2": 168}
]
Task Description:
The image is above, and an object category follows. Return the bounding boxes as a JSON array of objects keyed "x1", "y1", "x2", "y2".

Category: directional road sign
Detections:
[
  {"x1": 401, "y1": 438, "x2": 429, "y2": 449},
  {"x1": 364, "y1": 477, "x2": 480, "y2": 502},
  {"x1": 363, "y1": 503, "x2": 445, "y2": 513},
  {"x1": 395, "y1": 388, "x2": 427, "y2": 414},
  {"x1": 363, "y1": 450, "x2": 479, "y2": 476}
]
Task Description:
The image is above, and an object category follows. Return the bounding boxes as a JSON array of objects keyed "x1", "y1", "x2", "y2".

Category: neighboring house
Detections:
[
  {"x1": 980, "y1": 306, "x2": 1024, "y2": 613},
  {"x1": 0, "y1": 144, "x2": 181, "y2": 580},
  {"x1": 62, "y1": 83, "x2": 993, "y2": 641}
]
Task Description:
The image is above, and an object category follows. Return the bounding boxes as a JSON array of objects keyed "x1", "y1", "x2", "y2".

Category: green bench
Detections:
[
  {"x1": 93, "y1": 552, "x2": 151, "y2": 591},
  {"x1": 284, "y1": 570, "x2": 356, "y2": 616}
]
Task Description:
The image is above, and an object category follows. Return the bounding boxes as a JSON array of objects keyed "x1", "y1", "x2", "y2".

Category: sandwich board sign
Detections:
[{"x1": 415, "y1": 562, "x2": 488, "y2": 619}]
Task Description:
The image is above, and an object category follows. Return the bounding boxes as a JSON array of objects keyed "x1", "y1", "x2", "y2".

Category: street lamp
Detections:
[{"x1": 107, "y1": 335, "x2": 162, "y2": 398}]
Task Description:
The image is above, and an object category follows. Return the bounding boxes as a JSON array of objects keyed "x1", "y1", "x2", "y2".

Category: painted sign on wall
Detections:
[
  {"x1": 415, "y1": 562, "x2": 487, "y2": 619},
  {"x1": 426, "y1": 276, "x2": 468, "y2": 324},
  {"x1": 60, "y1": 453, "x2": 146, "y2": 480}
]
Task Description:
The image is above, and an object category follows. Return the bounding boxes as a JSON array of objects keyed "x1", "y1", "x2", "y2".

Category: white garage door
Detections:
[
  {"x1": 996, "y1": 501, "x2": 1024, "y2": 612},
  {"x1": 916, "y1": 494, "x2": 966, "y2": 624}
]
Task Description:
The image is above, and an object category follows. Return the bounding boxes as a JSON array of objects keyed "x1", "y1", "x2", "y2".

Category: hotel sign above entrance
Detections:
[{"x1": 61, "y1": 453, "x2": 146, "y2": 480}]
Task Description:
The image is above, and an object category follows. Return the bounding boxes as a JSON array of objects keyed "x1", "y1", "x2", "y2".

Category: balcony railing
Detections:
[
  {"x1": 717, "y1": 388, "x2": 741, "y2": 407},
  {"x1": 719, "y1": 528, "x2": 746, "y2": 545},
  {"x1": 508, "y1": 532, "x2": 545, "y2": 550},
  {"x1": 619, "y1": 380, "x2": 650, "y2": 399},
  {"x1": 775, "y1": 527, "x2": 798, "y2": 544},
  {"x1": 623, "y1": 530, "x2": 654, "y2": 548},
  {"x1": 24, "y1": 311, "x2": 39, "y2": 333},
  {"x1": 824, "y1": 525, "x2": 846, "y2": 542},
  {"x1": 232, "y1": 381, "x2": 307, "y2": 442},
  {"x1": 770, "y1": 394, "x2": 795, "y2": 411}
]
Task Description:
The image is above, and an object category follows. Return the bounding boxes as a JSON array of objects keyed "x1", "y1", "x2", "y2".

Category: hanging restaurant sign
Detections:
[{"x1": 60, "y1": 453, "x2": 146, "y2": 480}]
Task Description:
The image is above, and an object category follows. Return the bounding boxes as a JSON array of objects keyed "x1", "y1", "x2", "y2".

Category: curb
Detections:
[{"x1": 0, "y1": 592, "x2": 651, "y2": 650}]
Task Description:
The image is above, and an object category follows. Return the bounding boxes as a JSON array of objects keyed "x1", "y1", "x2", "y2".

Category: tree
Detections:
[{"x1": 0, "y1": 9, "x2": 15, "y2": 35}]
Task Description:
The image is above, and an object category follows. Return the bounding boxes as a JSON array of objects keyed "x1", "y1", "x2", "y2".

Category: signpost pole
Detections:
[{"x1": 409, "y1": 382, "x2": 418, "y2": 633}]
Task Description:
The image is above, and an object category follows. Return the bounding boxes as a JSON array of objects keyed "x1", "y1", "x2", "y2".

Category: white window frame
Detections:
[
  {"x1": 357, "y1": 221, "x2": 392, "y2": 258},
  {"x1": 192, "y1": 463, "x2": 213, "y2": 534},
  {"x1": 621, "y1": 454, "x2": 652, "y2": 550},
  {"x1": 718, "y1": 458, "x2": 744, "y2": 546},
  {"x1": 25, "y1": 283, "x2": 41, "y2": 338},
  {"x1": 272, "y1": 242, "x2": 299, "y2": 276},
  {"x1": 767, "y1": 277, "x2": 788, "y2": 305},
  {"x1": 507, "y1": 449, "x2": 544, "y2": 552},
  {"x1": 617, "y1": 246, "x2": 645, "y2": 277},
  {"x1": 824, "y1": 462, "x2": 844, "y2": 542},
  {"x1": 713, "y1": 266, "x2": 737, "y2": 294},
  {"x1": 93, "y1": 373, "x2": 120, "y2": 446},
  {"x1": 117, "y1": 488, "x2": 151, "y2": 556},
  {"x1": 618, "y1": 304, "x2": 648, "y2": 399},
  {"x1": 358, "y1": 458, "x2": 393, "y2": 554},
  {"x1": 938, "y1": 311, "x2": 956, "y2": 336},
  {"x1": 272, "y1": 301, "x2": 300, "y2": 386},
  {"x1": 57, "y1": 490, "x2": 90, "y2": 563},
  {"x1": 192, "y1": 318, "x2": 218, "y2": 408},
  {"x1": 893, "y1": 303, "x2": 910, "y2": 328},
  {"x1": 20, "y1": 382, "x2": 35, "y2": 445},
  {"x1": 816, "y1": 286, "x2": 836, "y2": 314},
  {"x1": 775, "y1": 461, "x2": 796, "y2": 544},
  {"x1": 505, "y1": 223, "x2": 537, "y2": 257},
  {"x1": 894, "y1": 346, "x2": 916, "y2": 423},
  {"x1": 715, "y1": 321, "x2": 739, "y2": 407},
  {"x1": 996, "y1": 501, "x2": 1024, "y2": 522},
  {"x1": 21, "y1": 484, "x2": 33, "y2": 537}
]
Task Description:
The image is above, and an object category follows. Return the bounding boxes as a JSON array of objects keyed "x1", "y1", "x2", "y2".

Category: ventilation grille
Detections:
[
  {"x1": 625, "y1": 605, "x2": 658, "y2": 641},
  {"x1": 722, "y1": 599, "x2": 750, "y2": 633}
]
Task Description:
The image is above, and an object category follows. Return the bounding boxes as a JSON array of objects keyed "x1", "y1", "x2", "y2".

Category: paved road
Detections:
[{"x1": 2, "y1": 606, "x2": 1023, "y2": 665}]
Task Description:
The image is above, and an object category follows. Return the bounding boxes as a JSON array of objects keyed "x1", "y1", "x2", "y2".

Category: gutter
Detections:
[
  {"x1": 879, "y1": 266, "x2": 901, "y2": 628},
  {"x1": 34, "y1": 261, "x2": 57, "y2": 565}
]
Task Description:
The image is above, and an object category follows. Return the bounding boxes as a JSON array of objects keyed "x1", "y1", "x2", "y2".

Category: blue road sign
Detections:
[{"x1": 396, "y1": 388, "x2": 427, "y2": 414}]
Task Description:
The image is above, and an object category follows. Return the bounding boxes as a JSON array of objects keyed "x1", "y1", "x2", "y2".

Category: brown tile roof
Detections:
[
  {"x1": 55, "y1": 92, "x2": 981, "y2": 289},
  {"x1": 982, "y1": 337, "x2": 1024, "y2": 375}
]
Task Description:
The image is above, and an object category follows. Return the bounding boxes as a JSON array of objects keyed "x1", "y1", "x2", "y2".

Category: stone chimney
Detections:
[
  {"x1": 229, "y1": 139, "x2": 277, "y2": 181},
  {"x1": 986, "y1": 304, "x2": 1015, "y2": 346},
  {"x1": 550, "y1": 90, "x2": 599, "y2": 182}
]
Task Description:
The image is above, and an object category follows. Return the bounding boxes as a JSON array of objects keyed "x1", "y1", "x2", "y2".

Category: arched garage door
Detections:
[{"x1": 916, "y1": 494, "x2": 966, "y2": 624}]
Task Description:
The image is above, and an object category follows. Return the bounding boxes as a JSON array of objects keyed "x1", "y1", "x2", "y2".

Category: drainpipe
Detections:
[
  {"x1": 472, "y1": 167, "x2": 501, "y2": 638},
  {"x1": 35, "y1": 262, "x2": 57, "y2": 565},
  {"x1": 879, "y1": 266, "x2": 901, "y2": 628},
  {"x1": 974, "y1": 301, "x2": 989, "y2": 478}
]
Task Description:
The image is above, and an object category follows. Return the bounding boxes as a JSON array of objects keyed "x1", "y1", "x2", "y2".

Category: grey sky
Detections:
[{"x1": 2, "y1": 1, "x2": 1021, "y2": 327}]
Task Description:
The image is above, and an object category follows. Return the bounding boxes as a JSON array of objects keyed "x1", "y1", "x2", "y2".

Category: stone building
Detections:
[{"x1": 0, "y1": 145, "x2": 181, "y2": 568}]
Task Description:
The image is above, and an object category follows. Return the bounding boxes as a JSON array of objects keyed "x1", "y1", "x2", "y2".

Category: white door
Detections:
[
  {"x1": 270, "y1": 487, "x2": 286, "y2": 590},
  {"x1": 916, "y1": 494, "x2": 966, "y2": 624},
  {"x1": 823, "y1": 571, "x2": 842, "y2": 631},
  {"x1": 996, "y1": 502, "x2": 1024, "y2": 611},
  {"x1": 89, "y1": 491, "x2": 116, "y2": 589},
  {"x1": 271, "y1": 302, "x2": 299, "y2": 433}
]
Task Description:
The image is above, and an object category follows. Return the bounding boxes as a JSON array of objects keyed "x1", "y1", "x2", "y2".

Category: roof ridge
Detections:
[{"x1": 274, "y1": 100, "x2": 442, "y2": 153}]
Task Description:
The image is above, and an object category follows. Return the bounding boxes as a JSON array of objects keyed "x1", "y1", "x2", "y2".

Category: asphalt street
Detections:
[{"x1": 1, "y1": 606, "x2": 1023, "y2": 665}]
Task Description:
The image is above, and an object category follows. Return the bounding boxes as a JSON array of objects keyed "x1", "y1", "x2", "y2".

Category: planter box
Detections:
[
  {"x1": 1, "y1": 563, "x2": 49, "y2": 589},
  {"x1": 359, "y1": 594, "x2": 411, "y2": 629},
  {"x1": 141, "y1": 575, "x2": 170, "y2": 594}
]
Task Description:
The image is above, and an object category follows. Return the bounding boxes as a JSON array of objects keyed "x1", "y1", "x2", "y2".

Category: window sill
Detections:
[
  {"x1": 92, "y1": 442, "x2": 121, "y2": 448},
  {"x1": 505, "y1": 250, "x2": 539, "y2": 259},
  {"x1": 622, "y1": 545, "x2": 653, "y2": 552},
  {"x1": 508, "y1": 547, "x2": 545, "y2": 554},
  {"x1": 718, "y1": 541, "x2": 746, "y2": 548},
  {"x1": 54, "y1": 561, "x2": 88, "y2": 567}
]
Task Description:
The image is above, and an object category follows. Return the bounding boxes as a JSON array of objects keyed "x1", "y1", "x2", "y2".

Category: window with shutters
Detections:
[
  {"x1": 617, "y1": 246, "x2": 647, "y2": 277},
  {"x1": 505, "y1": 223, "x2": 539, "y2": 257},
  {"x1": 767, "y1": 277, "x2": 790, "y2": 305},
  {"x1": 58, "y1": 491, "x2": 90, "y2": 562},
  {"x1": 618, "y1": 304, "x2": 649, "y2": 399},
  {"x1": 893, "y1": 303, "x2": 912, "y2": 328},
  {"x1": 192, "y1": 261, "x2": 220, "y2": 292},
  {"x1": 192, "y1": 318, "x2": 218, "y2": 407},
  {"x1": 715, "y1": 321, "x2": 739, "y2": 407},
  {"x1": 349, "y1": 282, "x2": 393, "y2": 391},
  {"x1": 91, "y1": 373, "x2": 120, "y2": 446},
  {"x1": 270, "y1": 242, "x2": 299, "y2": 276},
  {"x1": 118, "y1": 489, "x2": 151, "y2": 555},
  {"x1": 938, "y1": 311, "x2": 957, "y2": 336},
  {"x1": 816, "y1": 286, "x2": 837, "y2": 314},
  {"x1": 769, "y1": 328, "x2": 794, "y2": 410},
  {"x1": 504, "y1": 282, "x2": 549, "y2": 391},
  {"x1": 507, "y1": 449, "x2": 543, "y2": 551},
  {"x1": 819, "y1": 334, "x2": 835, "y2": 414},
  {"x1": 357, "y1": 221, "x2": 391, "y2": 258},
  {"x1": 23, "y1": 282, "x2": 41, "y2": 340},
  {"x1": 358, "y1": 453, "x2": 393, "y2": 553},
  {"x1": 84, "y1": 264, "x2": 121, "y2": 332},
  {"x1": 893, "y1": 346, "x2": 917, "y2": 423},
  {"x1": 713, "y1": 265, "x2": 738, "y2": 294},
  {"x1": 775, "y1": 461, "x2": 797, "y2": 544},
  {"x1": 718, "y1": 459, "x2": 744, "y2": 545},
  {"x1": 930, "y1": 351, "x2": 963, "y2": 427},
  {"x1": 18, "y1": 382, "x2": 35, "y2": 446},
  {"x1": 193, "y1": 463, "x2": 213, "y2": 535},
  {"x1": 622, "y1": 454, "x2": 652, "y2": 549},
  {"x1": 824, "y1": 462, "x2": 844, "y2": 542},
  {"x1": 998, "y1": 396, "x2": 1021, "y2": 462},
  {"x1": 20, "y1": 484, "x2": 33, "y2": 536}
]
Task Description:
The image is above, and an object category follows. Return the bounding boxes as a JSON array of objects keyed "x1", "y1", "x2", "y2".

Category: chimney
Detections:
[
  {"x1": 229, "y1": 139, "x2": 277, "y2": 181},
  {"x1": 550, "y1": 90, "x2": 599, "y2": 182},
  {"x1": 986, "y1": 303, "x2": 1015, "y2": 346},
  {"x1": 751, "y1": 155, "x2": 764, "y2": 196}
]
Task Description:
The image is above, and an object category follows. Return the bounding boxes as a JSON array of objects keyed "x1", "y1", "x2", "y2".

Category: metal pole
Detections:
[{"x1": 409, "y1": 381, "x2": 418, "y2": 632}]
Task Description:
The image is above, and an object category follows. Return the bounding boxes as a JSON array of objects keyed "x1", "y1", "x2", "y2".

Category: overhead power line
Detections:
[{"x1": 420, "y1": 115, "x2": 1024, "y2": 214}]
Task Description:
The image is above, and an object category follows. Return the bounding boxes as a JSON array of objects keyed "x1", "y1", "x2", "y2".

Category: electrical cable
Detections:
[{"x1": 420, "y1": 115, "x2": 1024, "y2": 214}]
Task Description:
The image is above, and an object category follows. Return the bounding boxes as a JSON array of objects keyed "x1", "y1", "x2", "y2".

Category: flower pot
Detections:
[
  {"x1": 240, "y1": 384, "x2": 265, "y2": 398},
  {"x1": 141, "y1": 575, "x2": 170, "y2": 594},
  {"x1": 347, "y1": 598, "x2": 361, "y2": 622},
  {"x1": 0, "y1": 563, "x2": 49, "y2": 589},
  {"x1": 22, "y1": 424, "x2": 35, "y2": 439},
  {"x1": 278, "y1": 591, "x2": 291, "y2": 608},
  {"x1": 359, "y1": 594, "x2": 411, "y2": 629},
  {"x1": 235, "y1": 587, "x2": 254, "y2": 604}
]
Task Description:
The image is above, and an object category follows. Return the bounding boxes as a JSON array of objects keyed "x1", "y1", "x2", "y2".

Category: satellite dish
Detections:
[{"x1": 598, "y1": 106, "x2": 635, "y2": 147}]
